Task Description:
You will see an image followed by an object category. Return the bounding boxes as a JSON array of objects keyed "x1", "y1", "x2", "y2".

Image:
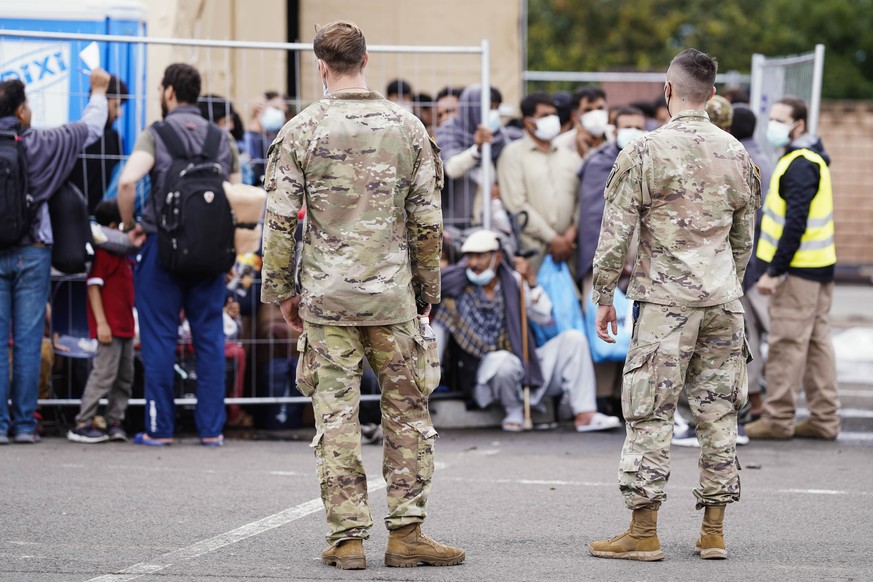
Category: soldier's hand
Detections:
[
  {"x1": 89, "y1": 68, "x2": 111, "y2": 95},
  {"x1": 595, "y1": 304, "x2": 618, "y2": 343},
  {"x1": 280, "y1": 295, "x2": 303, "y2": 332}
]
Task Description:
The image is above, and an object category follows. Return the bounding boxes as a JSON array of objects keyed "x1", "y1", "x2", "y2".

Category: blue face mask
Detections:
[
  {"x1": 487, "y1": 109, "x2": 502, "y2": 132},
  {"x1": 466, "y1": 255, "x2": 497, "y2": 286}
]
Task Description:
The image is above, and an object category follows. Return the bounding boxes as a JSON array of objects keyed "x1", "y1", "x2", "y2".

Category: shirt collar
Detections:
[
  {"x1": 325, "y1": 89, "x2": 384, "y2": 101},
  {"x1": 671, "y1": 109, "x2": 709, "y2": 122},
  {"x1": 521, "y1": 131, "x2": 556, "y2": 153}
]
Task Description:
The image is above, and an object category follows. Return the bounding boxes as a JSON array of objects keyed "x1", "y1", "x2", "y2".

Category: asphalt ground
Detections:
[
  {"x1": 3, "y1": 284, "x2": 872, "y2": 581},
  {"x1": 2, "y1": 380, "x2": 872, "y2": 582}
]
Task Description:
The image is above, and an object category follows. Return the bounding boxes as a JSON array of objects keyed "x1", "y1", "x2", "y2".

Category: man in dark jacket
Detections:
[
  {"x1": 575, "y1": 107, "x2": 646, "y2": 413},
  {"x1": 730, "y1": 105, "x2": 775, "y2": 418},
  {"x1": 0, "y1": 68, "x2": 110, "y2": 444},
  {"x1": 746, "y1": 96, "x2": 839, "y2": 441}
]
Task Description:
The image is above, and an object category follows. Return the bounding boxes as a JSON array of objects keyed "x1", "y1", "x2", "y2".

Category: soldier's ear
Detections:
[{"x1": 362, "y1": 52, "x2": 369, "y2": 71}]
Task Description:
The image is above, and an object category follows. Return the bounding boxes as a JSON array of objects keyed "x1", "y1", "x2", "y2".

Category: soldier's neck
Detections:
[{"x1": 329, "y1": 74, "x2": 369, "y2": 93}]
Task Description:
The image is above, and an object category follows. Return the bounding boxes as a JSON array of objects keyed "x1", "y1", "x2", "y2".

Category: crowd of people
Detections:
[{"x1": 0, "y1": 48, "x2": 838, "y2": 449}]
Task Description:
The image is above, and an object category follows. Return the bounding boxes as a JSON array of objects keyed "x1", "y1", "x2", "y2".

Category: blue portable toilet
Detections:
[{"x1": 0, "y1": 0, "x2": 147, "y2": 155}]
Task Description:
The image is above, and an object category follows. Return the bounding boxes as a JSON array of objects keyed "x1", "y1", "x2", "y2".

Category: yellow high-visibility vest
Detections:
[{"x1": 756, "y1": 148, "x2": 836, "y2": 268}]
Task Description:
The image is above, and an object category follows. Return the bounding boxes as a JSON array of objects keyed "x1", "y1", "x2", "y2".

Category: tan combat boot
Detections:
[
  {"x1": 322, "y1": 539, "x2": 366, "y2": 570},
  {"x1": 384, "y1": 523, "x2": 465, "y2": 567},
  {"x1": 695, "y1": 505, "x2": 727, "y2": 559},
  {"x1": 793, "y1": 419, "x2": 838, "y2": 440},
  {"x1": 744, "y1": 419, "x2": 793, "y2": 440},
  {"x1": 588, "y1": 507, "x2": 664, "y2": 561}
]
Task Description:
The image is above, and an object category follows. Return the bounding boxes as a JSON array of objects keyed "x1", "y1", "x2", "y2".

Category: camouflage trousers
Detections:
[
  {"x1": 619, "y1": 300, "x2": 748, "y2": 511},
  {"x1": 296, "y1": 318, "x2": 440, "y2": 545}
]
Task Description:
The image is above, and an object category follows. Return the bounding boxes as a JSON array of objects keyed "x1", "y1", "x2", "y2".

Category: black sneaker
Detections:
[
  {"x1": 107, "y1": 422, "x2": 128, "y2": 442},
  {"x1": 67, "y1": 424, "x2": 109, "y2": 444}
]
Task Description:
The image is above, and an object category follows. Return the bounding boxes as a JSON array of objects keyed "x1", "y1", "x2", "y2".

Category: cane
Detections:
[
  {"x1": 511, "y1": 211, "x2": 536, "y2": 431},
  {"x1": 520, "y1": 275, "x2": 533, "y2": 430}
]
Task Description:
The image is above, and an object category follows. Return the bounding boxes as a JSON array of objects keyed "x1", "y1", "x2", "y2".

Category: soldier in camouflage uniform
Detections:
[
  {"x1": 706, "y1": 94, "x2": 734, "y2": 131},
  {"x1": 260, "y1": 21, "x2": 464, "y2": 571},
  {"x1": 587, "y1": 49, "x2": 761, "y2": 561}
]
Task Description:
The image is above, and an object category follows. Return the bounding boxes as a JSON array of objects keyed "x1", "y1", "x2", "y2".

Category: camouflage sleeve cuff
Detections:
[{"x1": 591, "y1": 288, "x2": 614, "y2": 306}]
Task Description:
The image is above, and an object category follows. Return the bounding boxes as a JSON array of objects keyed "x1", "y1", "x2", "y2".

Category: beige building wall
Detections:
[
  {"x1": 299, "y1": 0, "x2": 522, "y2": 111},
  {"x1": 818, "y1": 102, "x2": 873, "y2": 267},
  {"x1": 143, "y1": 0, "x2": 287, "y2": 124}
]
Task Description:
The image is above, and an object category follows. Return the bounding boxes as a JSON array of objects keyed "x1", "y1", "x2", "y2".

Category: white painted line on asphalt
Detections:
[
  {"x1": 797, "y1": 407, "x2": 873, "y2": 419},
  {"x1": 777, "y1": 488, "x2": 850, "y2": 495},
  {"x1": 268, "y1": 470, "x2": 305, "y2": 476},
  {"x1": 839, "y1": 389, "x2": 873, "y2": 398},
  {"x1": 85, "y1": 479, "x2": 387, "y2": 582},
  {"x1": 837, "y1": 431, "x2": 873, "y2": 442}
]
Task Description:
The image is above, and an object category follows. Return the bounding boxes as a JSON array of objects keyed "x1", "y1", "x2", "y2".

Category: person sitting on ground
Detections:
[
  {"x1": 432, "y1": 229, "x2": 621, "y2": 432},
  {"x1": 67, "y1": 200, "x2": 135, "y2": 444}
]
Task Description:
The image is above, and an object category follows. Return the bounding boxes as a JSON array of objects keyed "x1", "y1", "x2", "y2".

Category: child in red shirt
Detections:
[{"x1": 67, "y1": 200, "x2": 135, "y2": 443}]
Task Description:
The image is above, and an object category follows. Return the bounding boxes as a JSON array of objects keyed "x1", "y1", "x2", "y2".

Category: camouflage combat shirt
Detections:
[
  {"x1": 260, "y1": 90, "x2": 443, "y2": 325},
  {"x1": 592, "y1": 109, "x2": 761, "y2": 307}
]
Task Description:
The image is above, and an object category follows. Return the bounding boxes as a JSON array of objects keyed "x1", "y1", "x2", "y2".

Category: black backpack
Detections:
[
  {"x1": 0, "y1": 129, "x2": 33, "y2": 249},
  {"x1": 153, "y1": 122, "x2": 236, "y2": 277}
]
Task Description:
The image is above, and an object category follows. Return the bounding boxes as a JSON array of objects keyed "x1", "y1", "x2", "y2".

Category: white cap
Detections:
[{"x1": 461, "y1": 230, "x2": 501, "y2": 254}]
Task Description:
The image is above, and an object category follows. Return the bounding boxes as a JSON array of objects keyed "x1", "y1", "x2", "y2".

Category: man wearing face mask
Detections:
[
  {"x1": 555, "y1": 87, "x2": 609, "y2": 162},
  {"x1": 244, "y1": 91, "x2": 289, "y2": 186},
  {"x1": 588, "y1": 48, "x2": 760, "y2": 561},
  {"x1": 575, "y1": 107, "x2": 646, "y2": 415},
  {"x1": 433, "y1": 229, "x2": 620, "y2": 432},
  {"x1": 435, "y1": 85, "x2": 507, "y2": 228},
  {"x1": 744, "y1": 96, "x2": 838, "y2": 442},
  {"x1": 498, "y1": 93, "x2": 581, "y2": 274}
]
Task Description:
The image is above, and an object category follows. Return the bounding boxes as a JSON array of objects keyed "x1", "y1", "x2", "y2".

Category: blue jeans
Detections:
[
  {"x1": 0, "y1": 245, "x2": 52, "y2": 436},
  {"x1": 134, "y1": 236, "x2": 226, "y2": 439}
]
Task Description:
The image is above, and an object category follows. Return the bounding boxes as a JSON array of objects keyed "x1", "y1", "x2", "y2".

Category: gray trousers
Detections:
[
  {"x1": 473, "y1": 330, "x2": 597, "y2": 424},
  {"x1": 75, "y1": 337, "x2": 134, "y2": 424},
  {"x1": 740, "y1": 285, "x2": 770, "y2": 395}
]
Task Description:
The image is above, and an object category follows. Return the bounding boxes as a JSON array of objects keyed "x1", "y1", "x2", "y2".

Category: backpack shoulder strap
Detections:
[
  {"x1": 201, "y1": 124, "x2": 223, "y2": 163},
  {"x1": 153, "y1": 121, "x2": 188, "y2": 161}
]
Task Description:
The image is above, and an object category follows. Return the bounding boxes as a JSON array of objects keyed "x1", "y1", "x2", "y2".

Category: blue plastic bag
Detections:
[
  {"x1": 584, "y1": 287, "x2": 632, "y2": 362},
  {"x1": 529, "y1": 256, "x2": 585, "y2": 346}
]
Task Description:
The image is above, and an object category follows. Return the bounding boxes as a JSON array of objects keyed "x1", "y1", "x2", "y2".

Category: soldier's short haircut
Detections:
[
  {"x1": 161, "y1": 63, "x2": 201, "y2": 105},
  {"x1": 313, "y1": 21, "x2": 367, "y2": 75},
  {"x1": 520, "y1": 92, "x2": 555, "y2": 118},
  {"x1": 0, "y1": 79, "x2": 26, "y2": 118},
  {"x1": 776, "y1": 95, "x2": 808, "y2": 124},
  {"x1": 669, "y1": 48, "x2": 718, "y2": 103}
]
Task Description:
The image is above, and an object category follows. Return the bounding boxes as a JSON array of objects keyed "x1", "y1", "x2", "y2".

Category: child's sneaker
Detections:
[
  {"x1": 67, "y1": 423, "x2": 109, "y2": 444},
  {"x1": 106, "y1": 421, "x2": 128, "y2": 442}
]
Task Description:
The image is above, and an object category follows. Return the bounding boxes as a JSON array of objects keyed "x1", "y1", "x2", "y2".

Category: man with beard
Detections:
[{"x1": 117, "y1": 63, "x2": 241, "y2": 446}]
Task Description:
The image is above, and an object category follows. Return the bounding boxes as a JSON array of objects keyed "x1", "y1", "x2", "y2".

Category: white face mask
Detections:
[
  {"x1": 259, "y1": 107, "x2": 286, "y2": 133},
  {"x1": 766, "y1": 119, "x2": 795, "y2": 148},
  {"x1": 581, "y1": 109, "x2": 609, "y2": 137},
  {"x1": 486, "y1": 109, "x2": 502, "y2": 132},
  {"x1": 616, "y1": 127, "x2": 646, "y2": 150},
  {"x1": 533, "y1": 114, "x2": 561, "y2": 142}
]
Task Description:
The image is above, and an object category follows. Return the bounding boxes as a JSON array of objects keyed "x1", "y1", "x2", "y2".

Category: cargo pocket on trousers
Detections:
[
  {"x1": 621, "y1": 342, "x2": 660, "y2": 421},
  {"x1": 413, "y1": 334, "x2": 441, "y2": 397},
  {"x1": 733, "y1": 336, "x2": 752, "y2": 411},
  {"x1": 619, "y1": 453, "x2": 643, "y2": 475},
  {"x1": 408, "y1": 419, "x2": 439, "y2": 486},
  {"x1": 295, "y1": 332, "x2": 317, "y2": 397}
]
